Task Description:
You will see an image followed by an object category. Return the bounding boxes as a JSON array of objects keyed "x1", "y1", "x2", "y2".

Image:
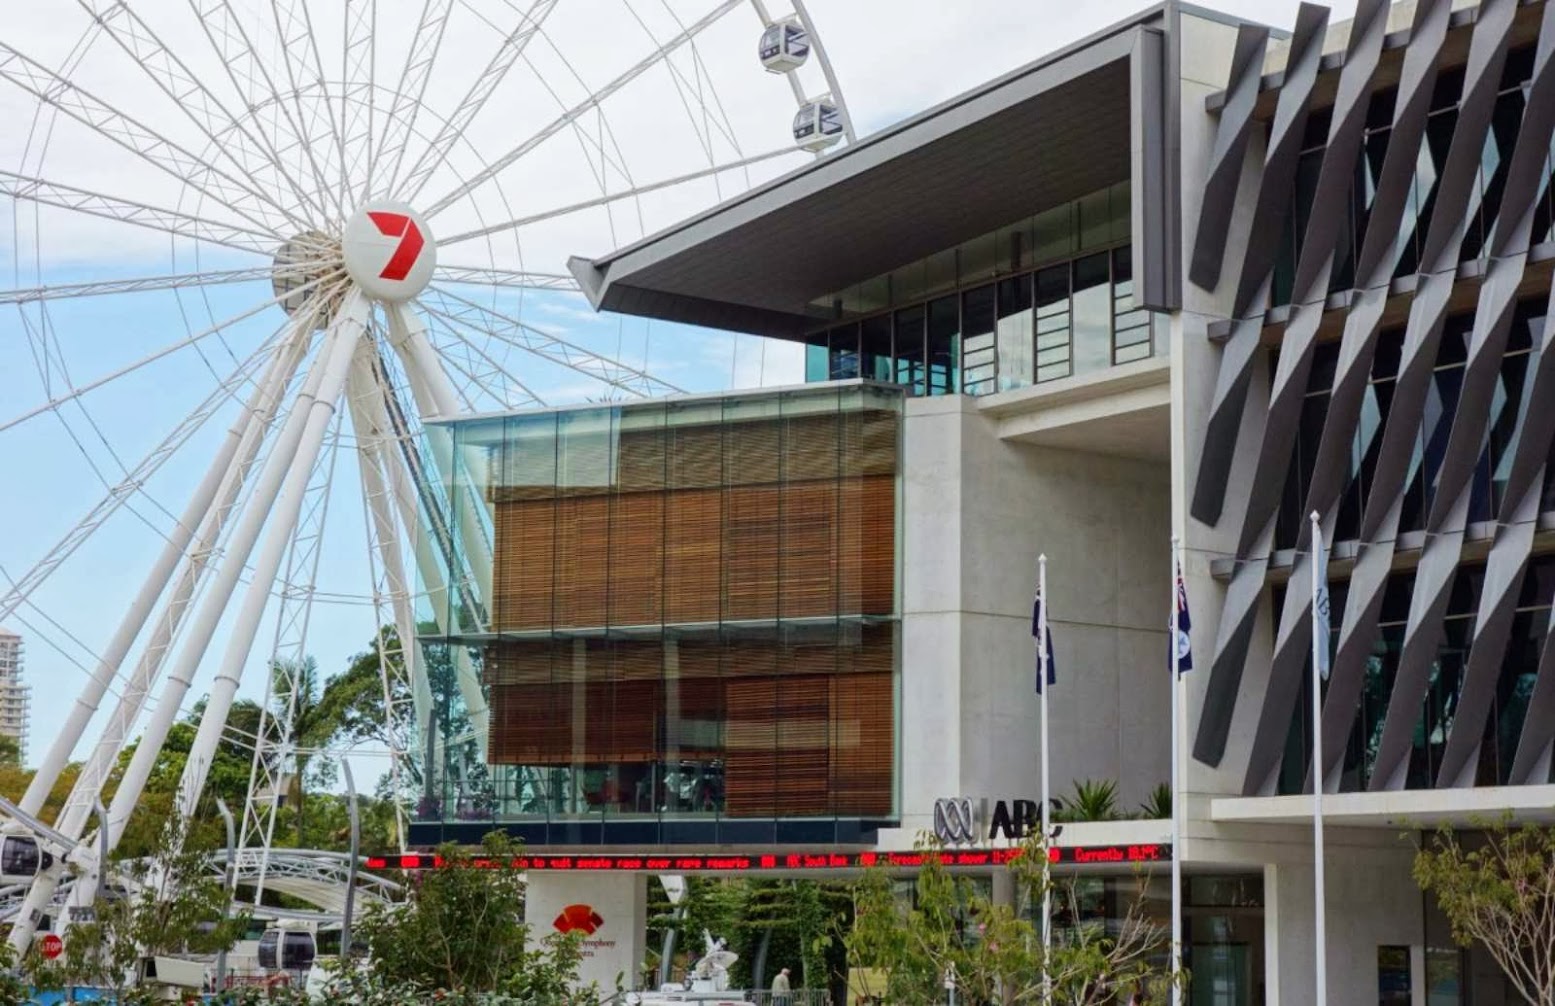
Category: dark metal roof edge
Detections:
[{"x1": 580, "y1": 3, "x2": 1173, "y2": 280}]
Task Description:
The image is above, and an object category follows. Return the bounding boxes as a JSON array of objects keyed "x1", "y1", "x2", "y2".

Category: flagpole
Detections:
[
  {"x1": 1169, "y1": 537, "x2": 1183, "y2": 1006},
  {"x1": 1038, "y1": 554, "x2": 1052, "y2": 1006},
  {"x1": 1309, "y1": 511, "x2": 1328, "y2": 1006}
]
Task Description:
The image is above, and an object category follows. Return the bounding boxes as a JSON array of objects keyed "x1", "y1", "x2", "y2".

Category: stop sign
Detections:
[{"x1": 40, "y1": 934, "x2": 62, "y2": 960}]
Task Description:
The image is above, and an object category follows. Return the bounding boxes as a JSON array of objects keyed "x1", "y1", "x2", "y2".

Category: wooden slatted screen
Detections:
[{"x1": 482, "y1": 402, "x2": 900, "y2": 816}]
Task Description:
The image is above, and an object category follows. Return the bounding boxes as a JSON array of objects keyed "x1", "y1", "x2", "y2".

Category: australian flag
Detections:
[
  {"x1": 1173, "y1": 564, "x2": 1193, "y2": 675},
  {"x1": 1033, "y1": 587, "x2": 1057, "y2": 693}
]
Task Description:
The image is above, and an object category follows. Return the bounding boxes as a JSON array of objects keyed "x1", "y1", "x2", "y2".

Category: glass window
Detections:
[
  {"x1": 959, "y1": 232, "x2": 998, "y2": 287},
  {"x1": 1112, "y1": 246, "x2": 1152, "y2": 364},
  {"x1": 1032, "y1": 202, "x2": 1075, "y2": 264},
  {"x1": 1077, "y1": 188, "x2": 1113, "y2": 251},
  {"x1": 805, "y1": 332, "x2": 829, "y2": 382},
  {"x1": 1071, "y1": 252, "x2": 1112, "y2": 378},
  {"x1": 962, "y1": 284, "x2": 997, "y2": 395},
  {"x1": 927, "y1": 295, "x2": 960, "y2": 396},
  {"x1": 1378, "y1": 946, "x2": 1411, "y2": 1004},
  {"x1": 1034, "y1": 264, "x2": 1071, "y2": 383},
  {"x1": 893, "y1": 304, "x2": 926, "y2": 395},
  {"x1": 995, "y1": 274, "x2": 1033, "y2": 391},
  {"x1": 828, "y1": 324, "x2": 860, "y2": 380},
  {"x1": 860, "y1": 315, "x2": 892, "y2": 382}
]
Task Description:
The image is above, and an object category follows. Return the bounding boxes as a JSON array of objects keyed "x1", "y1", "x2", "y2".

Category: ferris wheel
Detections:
[{"x1": 0, "y1": 0, "x2": 855, "y2": 947}]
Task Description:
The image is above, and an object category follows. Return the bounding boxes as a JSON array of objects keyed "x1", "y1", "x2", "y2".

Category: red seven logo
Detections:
[{"x1": 366, "y1": 211, "x2": 425, "y2": 282}]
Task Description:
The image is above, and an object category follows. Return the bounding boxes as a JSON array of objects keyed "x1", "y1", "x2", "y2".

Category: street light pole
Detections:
[
  {"x1": 213, "y1": 798, "x2": 235, "y2": 995},
  {"x1": 341, "y1": 761, "x2": 361, "y2": 962}
]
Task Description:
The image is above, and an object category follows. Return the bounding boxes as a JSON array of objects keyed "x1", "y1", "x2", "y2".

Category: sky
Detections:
[{"x1": 0, "y1": 0, "x2": 1358, "y2": 800}]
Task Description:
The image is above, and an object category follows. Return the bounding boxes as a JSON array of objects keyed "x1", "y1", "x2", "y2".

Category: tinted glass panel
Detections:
[{"x1": 1071, "y1": 252, "x2": 1111, "y2": 378}]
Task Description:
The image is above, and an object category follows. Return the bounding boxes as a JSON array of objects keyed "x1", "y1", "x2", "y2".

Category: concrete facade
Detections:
[{"x1": 897, "y1": 388, "x2": 1172, "y2": 838}]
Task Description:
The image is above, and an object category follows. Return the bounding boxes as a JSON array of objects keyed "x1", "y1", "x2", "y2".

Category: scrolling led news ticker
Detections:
[{"x1": 366, "y1": 845, "x2": 1171, "y2": 872}]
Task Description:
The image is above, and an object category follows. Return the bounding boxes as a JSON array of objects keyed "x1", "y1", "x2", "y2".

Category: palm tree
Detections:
[{"x1": 268, "y1": 657, "x2": 333, "y2": 844}]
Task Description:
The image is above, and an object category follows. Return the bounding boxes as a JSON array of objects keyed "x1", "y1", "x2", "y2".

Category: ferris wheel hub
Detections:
[
  {"x1": 271, "y1": 230, "x2": 345, "y2": 324},
  {"x1": 341, "y1": 202, "x2": 436, "y2": 303}
]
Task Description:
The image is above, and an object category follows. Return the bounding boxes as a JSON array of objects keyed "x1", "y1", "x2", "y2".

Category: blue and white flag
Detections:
[
  {"x1": 1313, "y1": 519, "x2": 1332, "y2": 681},
  {"x1": 1033, "y1": 588, "x2": 1057, "y2": 693},
  {"x1": 1173, "y1": 562, "x2": 1193, "y2": 675}
]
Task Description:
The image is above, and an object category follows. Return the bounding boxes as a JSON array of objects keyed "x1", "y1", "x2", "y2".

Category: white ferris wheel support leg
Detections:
[
  {"x1": 16, "y1": 325, "x2": 307, "y2": 820},
  {"x1": 5, "y1": 318, "x2": 320, "y2": 953},
  {"x1": 93, "y1": 293, "x2": 364, "y2": 853},
  {"x1": 168, "y1": 292, "x2": 371, "y2": 826},
  {"x1": 353, "y1": 345, "x2": 489, "y2": 759},
  {"x1": 345, "y1": 347, "x2": 433, "y2": 726},
  {"x1": 384, "y1": 301, "x2": 495, "y2": 615},
  {"x1": 344, "y1": 348, "x2": 434, "y2": 779}
]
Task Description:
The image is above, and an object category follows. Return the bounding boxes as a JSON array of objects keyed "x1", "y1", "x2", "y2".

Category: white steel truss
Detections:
[{"x1": 0, "y1": 0, "x2": 855, "y2": 948}]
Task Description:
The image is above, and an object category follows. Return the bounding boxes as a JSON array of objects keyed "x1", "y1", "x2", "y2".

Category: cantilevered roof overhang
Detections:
[{"x1": 569, "y1": 5, "x2": 1184, "y2": 340}]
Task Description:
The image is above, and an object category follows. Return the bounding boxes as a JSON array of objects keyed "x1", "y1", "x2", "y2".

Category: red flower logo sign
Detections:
[{"x1": 553, "y1": 903, "x2": 605, "y2": 936}]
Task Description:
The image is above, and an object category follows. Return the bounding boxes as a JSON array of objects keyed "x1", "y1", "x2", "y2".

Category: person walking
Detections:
[{"x1": 771, "y1": 967, "x2": 791, "y2": 1006}]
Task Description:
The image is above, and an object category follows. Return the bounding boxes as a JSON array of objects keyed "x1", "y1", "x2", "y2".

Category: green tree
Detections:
[
  {"x1": 840, "y1": 834, "x2": 1171, "y2": 1005},
  {"x1": 317, "y1": 631, "x2": 416, "y2": 761},
  {"x1": 267, "y1": 656, "x2": 337, "y2": 844},
  {"x1": 355, "y1": 831, "x2": 605, "y2": 998},
  {"x1": 58, "y1": 813, "x2": 248, "y2": 1002},
  {"x1": 113, "y1": 701, "x2": 260, "y2": 858},
  {"x1": 1415, "y1": 820, "x2": 1555, "y2": 1006}
]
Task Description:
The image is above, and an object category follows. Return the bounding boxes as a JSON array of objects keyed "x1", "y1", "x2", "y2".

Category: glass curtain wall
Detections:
[
  {"x1": 1271, "y1": 43, "x2": 1555, "y2": 305},
  {"x1": 417, "y1": 384, "x2": 904, "y2": 833},
  {"x1": 804, "y1": 181, "x2": 1162, "y2": 398},
  {"x1": 1268, "y1": 288, "x2": 1553, "y2": 794}
]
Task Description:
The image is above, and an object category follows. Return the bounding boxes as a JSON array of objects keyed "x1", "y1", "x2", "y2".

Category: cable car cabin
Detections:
[
  {"x1": 258, "y1": 924, "x2": 317, "y2": 972},
  {"x1": 792, "y1": 101, "x2": 843, "y2": 152},
  {"x1": 759, "y1": 20, "x2": 809, "y2": 73},
  {"x1": 0, "y1": 835, "x2": 52, "y2": 883}
]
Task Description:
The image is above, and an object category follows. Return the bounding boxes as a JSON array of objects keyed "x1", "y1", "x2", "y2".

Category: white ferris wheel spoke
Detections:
[
  {"x1": 340, "y1": 0, "x2": 377, "y2": 208},
  {"x1": 0, "y1": 278, "x2": 333, "y2": 436},
  {"x1": 432, "y1": 265, "x2": 577, "y2": 290},
  {"x1": 622, "y1": 0, "x2": 743, "y2": 164},
  {"x1": 70, "y1": 0, "x2": 319, "y2": 233},
  {"x1": 0, "y1": 43, "x2": 294, "y2": 236},
  {"x1": 268, "y1": 0, "x2": 349, "y2": 222},
  {"x1": 418, "y1": 0, "x2": 746, "y2": 218},
  {"x1": 394, "y1": 0, "x2": 562, "y2": 208},
  {"x1": 436, "y1": 145, "x2": 797, "y2": 247},
  {"x1": 0, "y1": 320, "x2": 290, "y2": 632},
  {"x1": 0, "y1": 172, "x2": 282, "y2": 256},
  {"x1": 424, "y1": 310, "x2": 546, "y2": 409},
  {"x1": 187, "y1": 0, "x2": 335, "y2": 223},
  {"x1": 0, "y1": 266, "x2": 313, "y2": 306},
  {"x1": 421, "y1": 285, "x2": 686, "y2": 397},
  {"x1": 376, "y1": 0, "x2": 454, "y2": 199}
]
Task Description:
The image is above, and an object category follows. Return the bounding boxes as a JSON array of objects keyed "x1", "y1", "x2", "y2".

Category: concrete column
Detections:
[
  {"x1": 990, "y1": 868, "x2": 1016, "y2": 910},
  {"x1": 1264, "y1": 846, "x2": 1423, "y2": 1006},
  {"x1": 526, "y1": 871, "x2": 648, "y2": 991}
]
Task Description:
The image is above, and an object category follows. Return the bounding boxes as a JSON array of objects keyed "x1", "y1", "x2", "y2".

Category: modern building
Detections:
[
  {"x1": 0, "y1": 629, "x2": 29, "y2": 763},
  {"x1": 407, "y1": 0, "x2": 1555, "y2": 1001}
]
